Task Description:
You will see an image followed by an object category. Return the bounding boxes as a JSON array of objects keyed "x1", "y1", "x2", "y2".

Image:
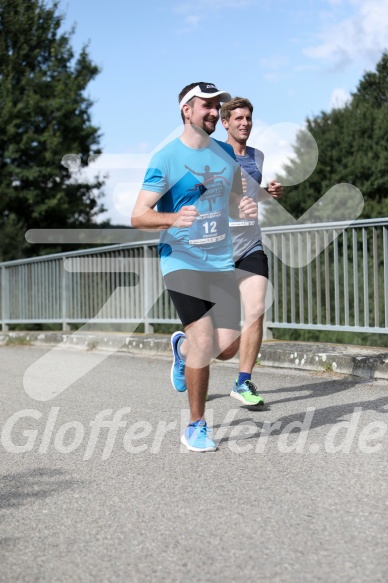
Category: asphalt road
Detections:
[{"x1": 0, "y1": 346, "x2": 387, "y2": 583}]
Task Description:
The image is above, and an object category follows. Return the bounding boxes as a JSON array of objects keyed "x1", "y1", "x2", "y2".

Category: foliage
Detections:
[
  {"x1": 5, "y1": 334, "x2": 32, "y2": 346},
  {"x1": 271, "y1": 328, "x2": 388, "y2": 348},
  {"x1": 0, "y1": 0, "x2": 105, "y2": 261},
  {"x1": 261, "y1": 53, "x2": 388, "y2": 347},
  {"x1": 262, "y1": 52, "x2": 388, "y2": 225}
]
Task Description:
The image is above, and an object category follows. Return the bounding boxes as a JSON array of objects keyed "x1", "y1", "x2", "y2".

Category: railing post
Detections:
[
  {"x1": 1, "y1": 266, "x2": 9, "y2": 331},
  {"x1": 62, "y1": 257, "x2": 70, "y2": 331},
  {"x1": 263, "y1": 313, "x2": 273, "y2": 341},
  {"x1": 262, "y1": 245, "x2": 273, "y2": 341},
  {"x1": 143, "y1": 245, "x2": 154, "y2": 334}
]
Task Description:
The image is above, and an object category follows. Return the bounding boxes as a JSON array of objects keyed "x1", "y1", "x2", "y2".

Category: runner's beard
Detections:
[
  {"x1": 203, "y1": 117, "x2": 217, "y2": 135},
  {"x1": 190, "y1": 119, "x2": 217, "y2": 136}
]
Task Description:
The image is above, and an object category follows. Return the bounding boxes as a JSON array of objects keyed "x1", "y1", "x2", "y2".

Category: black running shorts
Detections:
[
  {"x1": 164, "y1": 270, "x2": 241, "y2": 330},
  {"x1": 235, "y1": 250, "x2": 269, "y2": 280}
]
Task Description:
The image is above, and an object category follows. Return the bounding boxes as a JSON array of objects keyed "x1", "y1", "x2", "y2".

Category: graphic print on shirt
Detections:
[{"x1": 184, "y1": 164, "x2": 230, "y2": 247}]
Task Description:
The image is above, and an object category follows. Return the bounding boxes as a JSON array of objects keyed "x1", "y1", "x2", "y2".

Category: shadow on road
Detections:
[
  {"x1": 212, "y1": 376, "x2": 388, "y2": 445},
  {"x1": 0, "y1": 467, "x2": 82, "y2": 512},
  {"x1": 260, "y1": 375, "x2": 379, "y2": 406},
  {"x1": 0, "y1": 467, "x2": 84, "y2": 549}
]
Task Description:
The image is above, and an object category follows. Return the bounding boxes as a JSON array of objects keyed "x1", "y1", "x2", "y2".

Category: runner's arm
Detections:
[
  {"x1": 131, "y1": 189, "x2": 198, "y2": 230},
  {"x1": 229, "y1": 168, "x2": 258, "y2": 219}
]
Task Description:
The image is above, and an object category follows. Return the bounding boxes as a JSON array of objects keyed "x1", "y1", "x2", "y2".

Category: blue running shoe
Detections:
[
  {"x1": 170, "y1": 331, "x2": 186, "y2": 392},
  {"x1": 181, "y1": 420, "x2": 217, "y2": 452}
]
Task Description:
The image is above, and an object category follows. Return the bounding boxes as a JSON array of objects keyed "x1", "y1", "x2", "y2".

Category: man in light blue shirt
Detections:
[{"x1": 132, "y1": 83, "x2": 258, "y2": 452}]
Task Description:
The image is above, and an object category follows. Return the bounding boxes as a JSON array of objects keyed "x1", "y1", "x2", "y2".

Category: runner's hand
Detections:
[
  {"x1": 238, "y1": 196, "x2": 258, "y2": 219},
  {"x1": 267, "y1": 180, "x2": 283, "y2": 199},
  {"x1": 172, "y1": 206, "x2": 198, "y2": 228}
]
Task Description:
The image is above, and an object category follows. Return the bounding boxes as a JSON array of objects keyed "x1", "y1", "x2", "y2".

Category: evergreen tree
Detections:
[
  {"x1": 263, "y1": 52, "x2": 388, "y2": 225},
  {"x1": 0, "y1": 0, "x2": 105, "y2": 261},
  {"x1": 262, "y1": 53, "x2": 388, "y2": 348}
]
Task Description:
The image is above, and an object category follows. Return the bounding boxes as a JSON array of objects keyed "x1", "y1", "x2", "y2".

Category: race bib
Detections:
[
  {"x1": 189, "y1": 209, "x2": 227, "y2": 246},
  {"x1": 229, "y1": 220, "x2": 256, "y2": 227}
]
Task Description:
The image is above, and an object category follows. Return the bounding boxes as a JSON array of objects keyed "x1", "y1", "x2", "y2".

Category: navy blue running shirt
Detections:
[{"x1": 229, "y1": 146, "x2": 265, "y2": 261}]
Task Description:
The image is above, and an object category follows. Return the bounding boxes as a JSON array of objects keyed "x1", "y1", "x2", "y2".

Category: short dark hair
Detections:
[
  {"x1": 221, "y1": 97, "x2": 254, "y2": 122},
  {"x1": 178, "y1": 82, "x2": 215, "y2": 122}
]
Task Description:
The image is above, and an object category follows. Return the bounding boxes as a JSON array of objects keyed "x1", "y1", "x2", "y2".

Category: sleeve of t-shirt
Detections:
[
  {"x1": 253, "y1": 147, "x2": 265, "y2": 177},
  {"x1": 141, "y1": 152, "x2": 167, "y2": 194}
]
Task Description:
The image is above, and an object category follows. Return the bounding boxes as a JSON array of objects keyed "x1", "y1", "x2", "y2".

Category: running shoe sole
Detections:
[
  {"x1": 230, "y1": 390, "x2": 265, "y2": 407},
  {"x1": 180, "y1": 434, "x2": 217, "y2": 452},
  {"x1": 170, "y1": 331, "x2": 186, "y2": 392}
]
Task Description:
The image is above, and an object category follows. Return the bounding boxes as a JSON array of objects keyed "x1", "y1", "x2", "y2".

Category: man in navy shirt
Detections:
[{"x1": 221, "y1": 97, "x2": 284, "y2": 406}]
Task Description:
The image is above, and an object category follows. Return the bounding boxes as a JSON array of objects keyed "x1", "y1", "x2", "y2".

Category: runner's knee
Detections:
[
  {"x1": 244, "y1": 305, "x2": 265, "y2": 322},
  {"x1": 216, "y1": 338, "x2": 239, "y2": 360}
]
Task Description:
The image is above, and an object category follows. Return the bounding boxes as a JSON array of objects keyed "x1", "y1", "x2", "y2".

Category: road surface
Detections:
[{"x1": 0, "y1": 346, "x2": 387, "y2": 582}]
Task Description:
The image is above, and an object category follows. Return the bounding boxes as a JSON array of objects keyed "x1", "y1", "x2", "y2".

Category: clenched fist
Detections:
[
  {"x1": 171, "y1": 205, "x2": 199, "y2": 228},
  {"x1": 238, "y1": 196, "x2": 258, "y2": 219},
  {"x1": 267, "y1": 180, "x2": 283, "y2": 199}
]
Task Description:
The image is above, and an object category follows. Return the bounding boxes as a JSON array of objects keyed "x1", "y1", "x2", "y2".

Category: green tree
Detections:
[
  {"x1": 261, "y1": 53, "x2": 388, "y2": 348},
  {"x1": 0, "y1": 0, "x2": 105, "y2": 261},
  {"x1": 263, "y1": 52, "x2": 388, "y2": 224}
]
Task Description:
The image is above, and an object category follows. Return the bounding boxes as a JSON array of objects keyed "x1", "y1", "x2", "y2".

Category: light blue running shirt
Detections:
[
  {"x1": 229, "y1": 146, "x2": 265, "y2": 262},
  {"x1": 142, "y1": 137, "x2": 242, "y2": 276}
]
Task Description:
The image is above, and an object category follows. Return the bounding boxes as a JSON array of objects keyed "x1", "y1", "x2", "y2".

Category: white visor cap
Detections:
[{"x1": 179, "y1": 83, "x2": 232, "y2": 109}]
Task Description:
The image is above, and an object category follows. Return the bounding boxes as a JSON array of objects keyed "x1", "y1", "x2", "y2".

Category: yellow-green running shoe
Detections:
[{"x1": 230, "y1": 379, "x2": 264, "y2": 406}]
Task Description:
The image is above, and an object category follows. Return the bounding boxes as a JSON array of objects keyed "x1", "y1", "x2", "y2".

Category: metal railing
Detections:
[
  {"x1": 263, "y1": 218, "x2": 388, "y2": 335},
  {"x1": 1, "y1": 218, "x2": 387, "y2": 336}
]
